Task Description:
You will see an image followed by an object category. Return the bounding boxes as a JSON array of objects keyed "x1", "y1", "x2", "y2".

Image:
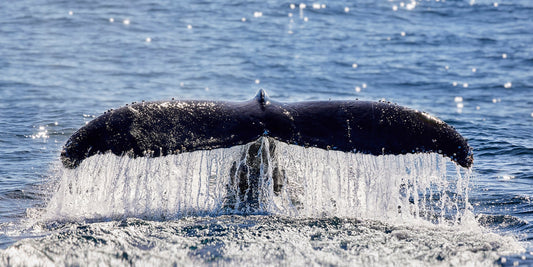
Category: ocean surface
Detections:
[{"x1": 1, "y1": 0, "x2": 532, "y2": 265}]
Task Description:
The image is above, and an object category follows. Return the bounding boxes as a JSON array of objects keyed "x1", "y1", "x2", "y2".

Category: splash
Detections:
[{"x1": 42, "y1": 137, "x2": 471, "y2": 224}]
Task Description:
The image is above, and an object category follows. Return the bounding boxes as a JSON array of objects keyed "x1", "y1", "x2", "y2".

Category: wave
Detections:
[{"x1": 1, "y1": 216, "x2": 525, "y2": 266}]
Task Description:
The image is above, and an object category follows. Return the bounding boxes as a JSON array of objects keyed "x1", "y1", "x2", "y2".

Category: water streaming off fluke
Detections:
[{"x1": 44, "y1": 137, "x2": 471, "y2": 224}]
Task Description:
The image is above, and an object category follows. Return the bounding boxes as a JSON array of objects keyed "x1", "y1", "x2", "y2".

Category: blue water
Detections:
[{"x1": 1, "y1": 0, "x2": 533, "y2": 265}]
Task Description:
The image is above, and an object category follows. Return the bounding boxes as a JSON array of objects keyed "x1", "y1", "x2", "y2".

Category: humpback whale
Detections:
[{"x1": 61, "y1": 89, "x2": 473, "y2": 169}]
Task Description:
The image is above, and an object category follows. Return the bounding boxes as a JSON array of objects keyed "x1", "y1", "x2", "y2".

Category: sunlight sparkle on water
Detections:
[
  {"x1": 123, "y1": 19, "x2": 130, "y2": 25},
  {"x1": 455, "y1": 97, "x2": 464, "y2": 110},
  {"x1": 253, "y1": 12, "x2": 263, "y2": 18},
  {"x1": 109, "y1": 18, "x2": 114, "y2": 23},
  {"x1": 502, "y1": 53, "x2": 507, "y2": 59},
  {"x1": 406, "y1": 1, "x2": 417, "y2": 10},
  {"x1": 344, "y1": 7, "x2": 350, "y2": 12},
  {"x1": 31, "y1": 126, "x2": 49, "y2": 140},
  {"x1": 500, "y1": 175, "x2": 515, "y2": 180},
  {"x1": 504, "y1": 82, "x2": 512, "y2": 89}
]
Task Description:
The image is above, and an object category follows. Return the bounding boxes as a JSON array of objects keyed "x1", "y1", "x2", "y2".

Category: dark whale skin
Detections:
[{"x1": 61, "y1": 90, "x2": 473, "y2": 168}]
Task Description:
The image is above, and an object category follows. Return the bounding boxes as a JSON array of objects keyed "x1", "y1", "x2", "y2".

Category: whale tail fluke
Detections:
[{"x1": 61, "y1": 91, "x2": 473, "y2": 169}]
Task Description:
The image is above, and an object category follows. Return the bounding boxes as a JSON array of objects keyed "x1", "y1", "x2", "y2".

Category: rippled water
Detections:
[{"x1": 1, "y1": 0, "x2": 532, "y2": 265}]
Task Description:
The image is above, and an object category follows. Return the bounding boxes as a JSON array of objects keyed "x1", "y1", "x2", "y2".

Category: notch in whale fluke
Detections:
[{"x1": 61, "y1": 90, "x2": 473, "y2": 169}]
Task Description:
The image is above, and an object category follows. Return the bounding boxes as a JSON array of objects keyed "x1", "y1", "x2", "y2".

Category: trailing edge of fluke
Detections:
[{"x1": 61, "y1": 90, "x2": 473, "y2": 169}]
